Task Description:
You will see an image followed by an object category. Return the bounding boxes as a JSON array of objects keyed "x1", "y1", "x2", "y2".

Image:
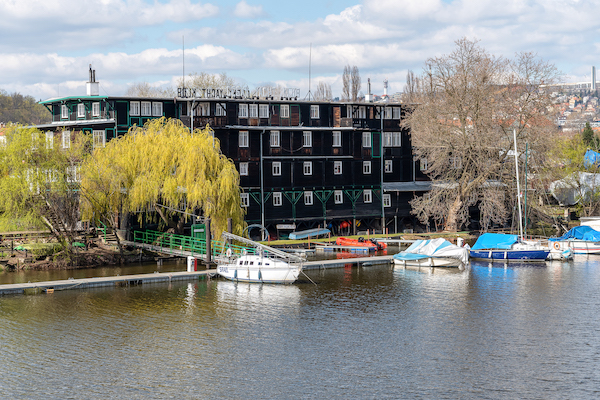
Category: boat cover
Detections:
[
  {"x1": 549, "y1": 225, "x2": 600, "y2": 242},
  {"x1": 471, "y1": 233, "x2": 519, "y2": 250},
  {"x1": 288, "y1": 228, "x2": 330, "y2": 240},
  {"x1": 394, "y1": 238, "x2": 469, "y2": 265},
  {"x1": 584, "y1": 149, "x2": 600, "y2": 168}
]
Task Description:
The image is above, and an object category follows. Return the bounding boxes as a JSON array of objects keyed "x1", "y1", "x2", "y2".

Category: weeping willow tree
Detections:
[
  {"x1": 0, "y1": 124, "x2": 90, "y2": 249},
  {"x1": 79, "y1": 118, "x2": 245, "y2": 244}
]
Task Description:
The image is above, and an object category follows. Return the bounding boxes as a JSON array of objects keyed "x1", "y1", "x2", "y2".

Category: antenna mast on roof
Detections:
[
  {"x1": 182, "y1": 36, "x2": 185, "y2": 93},
  {"x1": 306, "y1": 43, "x2": 312, "y2": 101}
]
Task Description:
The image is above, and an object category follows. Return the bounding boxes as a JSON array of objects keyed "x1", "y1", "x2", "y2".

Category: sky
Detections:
[{"x1": 1, "y1": 0, "x2": 600, "y2": 101}]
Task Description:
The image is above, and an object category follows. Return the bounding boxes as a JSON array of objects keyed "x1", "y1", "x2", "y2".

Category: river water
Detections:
[{"x1": 1, "y1": 256, "x2": 600, "y2": 399}]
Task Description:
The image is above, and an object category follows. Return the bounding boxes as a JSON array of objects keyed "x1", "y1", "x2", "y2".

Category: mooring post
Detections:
[{"x1": 206, "y1": 218, "x2": 212, "y2": 263}]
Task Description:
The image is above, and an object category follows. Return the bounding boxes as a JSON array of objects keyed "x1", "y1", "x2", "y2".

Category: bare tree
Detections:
[
  {"x1": 314, "y1": 81, "x2": 332, "y2": 101},
  {"x1": 401, "y1": 70, "x2": 421, "y2": 103},
  {"x1": 125, "y1": 82, "x2": 169, "y2": 97},
  {"x1": 351, "y1": 66, "x2": 361, "y2": 102},
  {"x1": 342, "y1": 65, "x2": 351, "y2": 101},
  {"x1": 404, "y1": 38, "x2": 561, "y2": 231}
]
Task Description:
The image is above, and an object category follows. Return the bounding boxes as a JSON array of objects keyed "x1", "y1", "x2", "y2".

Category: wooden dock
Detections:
[
  {"x1": 303, "y1": 255, "x2": 393, "y2": 270},
  {"x1": 0, "y1": 270, "x2": 216, "y2": 296}
]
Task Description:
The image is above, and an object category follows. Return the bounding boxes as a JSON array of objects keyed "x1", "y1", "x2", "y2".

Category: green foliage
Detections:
[
  {"x1": 79, "y1": 118, "x2": 245, "y2": 238},
  {"x1": 581, "y1": 122, "x2": 600, "y2": 149},
  {"x1": 0, "y1": 90, "x2": 51, "y2": 124}
]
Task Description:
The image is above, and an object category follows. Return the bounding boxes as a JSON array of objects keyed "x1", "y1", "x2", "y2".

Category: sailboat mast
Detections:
[{"x1": 513, "y1": 129, "x2": 524, "y2": 241}]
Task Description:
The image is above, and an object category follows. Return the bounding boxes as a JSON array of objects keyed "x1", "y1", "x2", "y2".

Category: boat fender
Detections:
[
  {"x1": 226, "y1": 248, "x2": 232, "y2": 257},
  {"x1": 553, "y1": 242, "x2": 560, "y2": 250}
]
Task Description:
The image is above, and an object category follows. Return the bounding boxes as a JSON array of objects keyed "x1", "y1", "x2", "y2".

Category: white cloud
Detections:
[{"x1": 233, "y1": 0, "x2": 265, "y2": 19}]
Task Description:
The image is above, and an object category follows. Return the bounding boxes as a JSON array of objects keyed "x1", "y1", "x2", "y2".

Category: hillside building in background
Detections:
[{"x1": 35, "y1": 71, "x2": 429, "y2": 238}]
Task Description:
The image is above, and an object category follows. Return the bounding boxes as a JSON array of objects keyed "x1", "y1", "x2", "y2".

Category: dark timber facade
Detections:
[{"x1": 38, "y1": 88, "x2": 429, "y2": 238}]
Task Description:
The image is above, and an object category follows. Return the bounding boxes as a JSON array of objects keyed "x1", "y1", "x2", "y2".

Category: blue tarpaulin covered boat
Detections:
[
  {"x1": 470, "y1": 233, "x2": 549, "y2": 261},
  {"x1": 548, "y1": 225, "x2": 600, "y2": 254}
]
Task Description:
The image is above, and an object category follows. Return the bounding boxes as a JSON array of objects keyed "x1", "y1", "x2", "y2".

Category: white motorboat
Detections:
[
  {"x1": 393, "y1": 238, "x2": 469, "y2": 269},
  {"x1": 217, "y1": 254, "x2": 301, "y2": 284}
]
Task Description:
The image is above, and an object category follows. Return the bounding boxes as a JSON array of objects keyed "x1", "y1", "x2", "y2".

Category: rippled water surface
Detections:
[{"x1": 1, "y1": 257, "x2": 600, "y2": 399}]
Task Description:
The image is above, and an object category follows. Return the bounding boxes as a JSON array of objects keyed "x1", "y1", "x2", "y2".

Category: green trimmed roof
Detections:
[{"x1": 39, "y1": 95, "x2": 109, "y2": 104}]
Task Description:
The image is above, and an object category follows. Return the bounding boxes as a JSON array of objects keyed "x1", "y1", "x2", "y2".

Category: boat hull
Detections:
[
  {"x1": 550, "y1": 240, "x2": 600, "y2": 255},
  {"x1": 393, "y1": 257, "x2": 463, "y2": 268},
  {"x1": 469, "y1": 249, "x2": 550, "y2": 261},
  {"x1": 217, "y1": 255, "x2": 300, "y2": 284}
]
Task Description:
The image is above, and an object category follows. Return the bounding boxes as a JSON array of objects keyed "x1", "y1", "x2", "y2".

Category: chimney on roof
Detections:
[{"x1": 86, "y1": 64, "x2": 99, "y2": 96}]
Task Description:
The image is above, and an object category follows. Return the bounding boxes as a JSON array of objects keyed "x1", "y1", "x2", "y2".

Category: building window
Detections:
[
  {"x1": 304, "y1": 191, "x2": 313, "y2": 205},
  {"x1": 215, "y1": 103, "x2": 226, "y2": 116},
  {"x1": 358, "y1": 106, "x2": 366, "y2": 119},
  {"x1": 334, "y1": 190, "x2": 343, "y2": 204},
  {"x1": 239, "y1": 104, "x2": 248, "y2": 118},
  {"x1": 303, "y1": 161, "x2": 312, "y2": 175},
  {"x1": 199, "y1": 103, "x2": 209, "y2": 116},
  {"x1": 364, "y1": 189, "x2": 372, "y2": 203},
  {"x1": 420, "y1": 158, "x2": 428, "y2": 172},
  {"x1": 239, "y1": 131, "x2": 249, "y2": 148},
  {"x1": 392, "y1": 132, "x2": 401, "y2": 147},
  {"x1": 334, "y1": 161, "x2": 342, "y2": 175},
  {"x1": 92, "y1": 102, "x2": 100, "y2": 117},
  {"x1": 259, "y1": 104, "x2": 269, "y2": 118},
  {"x1": 393, "y1": 107, "x2": 401, "y2": 119},
  {"x1": 77, "y1": 104, "x2": 85, "y2": 118},
  {"x1": 66, "y1": 165, "x2": 80, "y2": 183},
  {"x1": 270, "y1": 130, "x2": 280, "y2": 147},
  {"x1": 303, "y1": 131, "x2": 312, "y2": 147},
  {"x1": 362, "y1": 132, "x2": 371, "y2": 148},
  {"x1": 347, "y1": 105, "x2": 353, "y2": 118},
  {"x1": 45, "y1": 132, "x2": 54, "y2": 149},
  {"x1": 152, "y1": 102, "x2": 163, "y2": 117},
  {"x1": 310, "y1": 105, "x2": 319, "y2": 119},
  {"x1": 384, "y1": 107, "x2": 392, "y2": 119},
  {"x1": 241, "y1": 193, "x2": 249, "y2": 207},
  {"x1": 61, "y1": 105, "x2": 69, "y2": 119},
  {"x1": 383, "y1": 132, "x2": 392, "y2": 147},
  {"x1": 130, "y1": 101, "x2": 140, "y2": 116},
  {"x1": 249, "y1": 104, "x2": 258, "y2": 118},
  {"x1": 280, "y1": 104, "x2": 289, "y2": 118},
  {"x1": 383, "y1": 194, "x2": 391, "y2": 208},
  {"x1": 93, "y1": 130, "x2": 105, "y2": 149},
  {"x1": 273, "y1": 192, "x2": 282, "y2": 206},
  {"x1": 62, "y1": 131, "x2": 71, "y2": 149},
  {"x1": 239, "y1": 162, "x2": 249, "y2": 176},
  {"x1": 385, "y1": 160, "x2": 393, "y2": 173},
  {"x1": 141, "y1": 101, "x2": 151, "y2": 116},
  {"x1": 363, "y1": 161, "x2": 371, "y2": 175},
  {"x1": 332, "y1": 131, "x2": 341, "y2": 147},
  {"x1": 450, "y1": 156, "x2": 462, "y2": 169},
  {"x1": 272, "y1": 161, "x2": 281, "y2": 176}
]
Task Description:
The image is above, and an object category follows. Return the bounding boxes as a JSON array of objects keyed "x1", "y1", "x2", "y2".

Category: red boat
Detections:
[{"x1": 335, "y1": 237, "x2": 387, "y2": 250}]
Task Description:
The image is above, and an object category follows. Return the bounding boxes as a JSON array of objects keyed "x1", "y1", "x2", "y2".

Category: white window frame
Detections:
[
  {"x1": 66, "y1": 165, "x2": 81, "y2": 183},
  {"x1": 61, "y1": 105, "x2": 69, "y2": 119},
  {"x1": 334, "y1": 161, "x2": 342, "y2": 175},
  {"x1": 334, "y1": 190, "x2": 343, "y2": 204},
  {"x1": 92, "y1": 102, "x2": 100, "y2": 117},
  {"x1": 45, "y1": 131, "x2": 54, "y2": 150},
  {"x1": 383, "y1": 132, "x2": 393, "y2": 147},
  {"x1": 310, "y1": 105, "x2": 319, "y2": 119},
  {"x1": 93, "y1": 130, "x2": 106, "y2": 149},
  {"x1": 272, "y1": 161, "x2": 281, "y2": 176},
  {"x1": 215, "y1": 103, "x2": 226, "y2": 116},
  {"x1": 383, "y1": 194, "x2": 391, "y2": 208},
  {"x1": 392, "y1": 132, "x2": 402, "y2": 147},
  {"x1": 152, "y1": 102, "x2": 162, "y2": 117},
  {"x1": 420, "y1": 158, "x2": 428, "y2": 172},
  {"x1": 303, "y1": 131, "x2": 312, "y2": 147},
  {"x1": 270, "y1": 130, "x2": 280, "y2": 147},
  {"x1": 259, "y1": 104, "x2": 269, "y2": 118},
  {"x1": 362, "y1": 132, "x2": 372, "y2": 148},
  {"x1": 358, "y1": 106, "x2": 366, "y2": 119},
  {"x1": 364, "y1": 189, "x2": 372, "y2": 203},
  {"x1": 239, "y1": 131, "x2": 249, "y2": 148},
  {"x1": 199, "y1": 103, "x2": 209, "y2": 117},
  {"x1": 385, "y1": 160, "x2": 393, "y2": 173},
  {"x1": 280, "y1": 104, "x2": 290, "y2": 118},
  {"x1": 392, "y1": 107, "x2": 401, "y2": 119},
  {"x1": 238, "y1": 104, "x2": 248, "y2": 118},
  {"x1": 77, "y1": 103, "x2": 85, "y2": 118},
  {"x1": 304, "y1": 191, "x2": 313, "y2": 206},
  {"x1": 303, "y1": 161, "x2": 312, "y2": 176},
  {"x1": 332, "y1": 131, "x2": 341, "y2": 147},
  {"x1": 384, "y1": 107, "x2": 392, "y2": 119},
  {"x1": 141, "y1": 101, "x2": 151, "y2": 116},
  {"x1": 450, "y1": 156, "x2": 462, "y2": 169},
  {"x1": 273, "y1": 192, "x2": 282, "y2": 207},
  {"x1": 130, "y1": 101, "x2": 140, "y2": 116},
  {"x1": 241, "y1": 193, "x2": 249, "y2": 207},
  {"x1": 363, "y1": 161, "x2": 371, "y2": 175},
  {"x1": 346, "y1": 105, "x2": 353, "y2": 118},
  {"x1": 239, "y1": 162, "x2": 249, "y2": 176},
  {"x1": 61, "y1": 131, "x2": 71, "y2": 149},
  {"x1": 249, "y1": 104, "x2": 258, "y2": 118}
]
